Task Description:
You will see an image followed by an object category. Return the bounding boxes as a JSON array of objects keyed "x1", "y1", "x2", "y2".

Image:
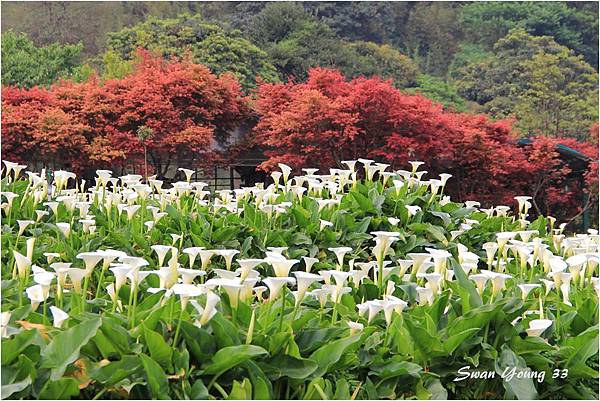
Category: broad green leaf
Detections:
[
  {"x1": 351, "y1": 191, "x2": 375, "y2": 213},
  {"x1": 140, "y1": 353, "x2": 169, "y2": 399},
  {"x1": 1, "y1": 328, "x2": 43, "y2": 365},
  {"x1": 451, "y1": 259, "x2": 482, "y2": 309},
  {"x1": 1, "y1": 376, "x2": 32, "y2": 399},
  {"x1": 565, "y1": 325, "x2": 598, "y2": 367},
  {"x1": 243, "y1": 360, "x2": 273, "y2": 400},
  {"x1": 38, "y1": 377, "x2": 80, "y2": 399},
  {"x1": 261, "y1": 355, "x2": 318, "y2": 379},
  {"x1": 495, "y1": 344, "x2": 538, "y2": 400},
  {"x1": 444, "y1": 327, "x2": 481, "y2": 354},
  {"x1": 203, "y1": 345, "x2": 268, "y2": 375},
  {"x1": 369, "y1": 358, "x2": 422, "y2": 380},
  {"x1": 143, "y1": 324, "x2": 173, "y2": 370},
  {"x1": 190, "y1": 380, "x2": 209, "y2": 400},
  {"x1": 227, "y1": 378, "x2": 253, "y2": 400},
  {"x1": 40, "y1": 318, "x2": 102, "y2": 380},
  {"x1": 309, "y1": 334, "x2": 362, "y2": 377}
]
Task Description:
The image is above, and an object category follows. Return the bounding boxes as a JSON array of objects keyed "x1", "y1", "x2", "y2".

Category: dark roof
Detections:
[{"x1": 517, "y1": 138, "x2": 591, "y2": 172}]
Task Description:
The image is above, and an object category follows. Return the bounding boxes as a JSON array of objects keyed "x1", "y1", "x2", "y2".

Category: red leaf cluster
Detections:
[
  {"x1": 253, "y1": 68, "x2": 598, "y2": 221},
  {"x1": 2, "y1": 51, "x2": 249, "y2": 175}
]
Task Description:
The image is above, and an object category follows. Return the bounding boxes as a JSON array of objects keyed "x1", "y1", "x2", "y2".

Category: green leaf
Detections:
[
  {"x1": 451, "y1": 259, "x2": 482, "y2": 309},
  {"x1": 425, "y1": 224, "x2": 448, "y2": 244},
  {"x1": 430, "y1": 211, "x2": 451, "y2": 227},
  {"x1": 40, "y1": 318, "x2": 102, "y2": 380},
  {"x1": 351, "y1": 191, "x2": 375, "y2": 213},
  {"x1": 38, "y1": 377, "x2": 80, "y2": 399},
  {"x1": 444, "y1": 328, "x2": 481, "y2": 354},
  {"x1": 369, "y1": 358, "x2": 422, "y2": 380},
  {"x1": 292, "y1": 206, "x2": 311, "y2": 228},
  {"x1": 227, "y1": 378, "x2": 253, "y2": 400},
  {"x1": 260, "y1": 355, "x2": 318, "y2": 379},
  {"x1": 1, "y1": 376, "x2": 32, "y2": 399},
  {"x1": 565, "y1": 325, "x2": 598, "y2": 367},
  {"x1": 446, "y1": 303, "x2": 497, "y2": 336},
  {"x1": 143, "y1": 324, "x2": 173, "y2": 371},
  {"x1": 495, "y1": 344, "x2": 538, "y2": 400},
  {"x1": 190, "y1": 380, "x2": 210, "y2": 400},
  {"x1": 243, "y1": 360, "x2": 273, "y2": 400},
  {"x1": 140, "y1": 353, "x2": 169, "y2": 399},
  {"x1": 1, "y1": 328, "x2": 43, "y2": 365},
  {"x1": 309, "y1": 334, "x2": 362, "y2": 377},
  {"x1": 91, "y1": 355, "x2": 142, "y2": 386},
  {"x1": 203, "y1": 345, "x2": 268, "y2": 375},
  {"x1": 427, "y1": 379, "x2": 448, "y2": 400}
]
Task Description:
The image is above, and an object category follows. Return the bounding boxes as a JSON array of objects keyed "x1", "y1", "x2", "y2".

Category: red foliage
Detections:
[
  {"x1": 252, "y1": 68, "x2": 598, "y2": 221},
  {"x1": 2, "y1": 51, "x2": 249, "y2": 176}
]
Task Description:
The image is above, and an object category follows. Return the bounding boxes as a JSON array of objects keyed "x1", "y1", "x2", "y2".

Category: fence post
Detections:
[{"x1": 214, "y1": 166, "x2": 218, "y2": 190}]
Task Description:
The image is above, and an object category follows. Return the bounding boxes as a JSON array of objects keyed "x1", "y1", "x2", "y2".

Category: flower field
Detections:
[{"x1": 1, "y1": 159, "x2": 598, "y2": 400}]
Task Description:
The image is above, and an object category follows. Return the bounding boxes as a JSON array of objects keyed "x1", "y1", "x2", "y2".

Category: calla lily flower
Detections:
[
  {"x1": 415, "y1": 286, "x2": 434, "y2": 306},
  {"x1": 302, "y1": 256, "x2": 319, "y2": 272},
  {"x1": 26, "y1": 284, "x2": 48, "y2": 310},
  {"x1": 66, "y1": 268, "x2": 88, "y2": 294},
  {"x1": 178, "y1": 168, "x2": 195, "y2": 183},
  {"x1": 407, "y1": 253, "x2": 432, "y2": 277},
  {"x1": 49, "y1": 306, "x2": 69, "y2": 328},
  {"x1": 469, "y1": 274, "x2": 489, "y2": 295},
  {"x1": 328, "y1": 247, "x2": 353, "y2": 270},
  {"x1": 278, "y1": 163, "x2": 292, "y2": 184},
  {"x1": 357, "y1": 300, "x2": 383, "y2": 324},
  {"x1": 488, "y1": 272, "x2": 512, "y2": 297},
  {"x1": 265, "y1": 253, "x2": 299, "y2": 277},
  {"x1": 190, "y1": 291, "x2": 220, "y2": 327},
  {"x1": 254, "y1": 286, "x2": 267, "y2": 301},
  {"x1": 1, "y1": 311, "x2": 11, "y2": 338},
  {"x1": 76, "y1": 252, "x2": 104, "y2": 276},
  {"x1": 13, "y1": 251, "x2": 31, "y2": 279},
  {"x1": 319, "y1": 219, "x2": 333, "y2": 231},
  {"x1": 293, "y1": 272, "x2": 323, "y2": 304},
  {"x1": 151, "y1": 245, "x2": 174, "y2": 267},
  {"x1": 17, "y1": 220, "x2": 34, "y2": 236},
  {"x1": 172, "y1": 283, "x2": 205, "y2": 309},
  {"x1": 381, "y1": 295, "x2": 408, "y2": 325},
  {"x1": 517, "y1": 284, "x2": 541, "y2": 300},
  {"x1": 109, "y1": 265, "x2": 132, "y2": 294},
  {"x1": 106, "y1": 283, "x2": 122, "y2": 310},
  {"x1": 482, "y1": 242, "x2": 499, "y2": 268},
  {"x1": 182, "y1": 247, "x2": 204, "y2": 268},
  {"x1": 237, "y1": 259, "x2": 265, "y2": 280},
  {"x1": 178, "y1": 268, "x2": 206, "y2": 284},
  {"x1": 526, "y1": 319, "x2": 552, "y2": 337},
  {"x1": 263, "y1": 277, "x2": 295, "y2": 301},
  {"x1": 198, "y1": 250, "x2": 215, "y2": 270},
  {"x1": 347, "y1": 321, "x2": 364, "y2": 335},
  {"x1": 56, "y1": 222, "x2": 71, "y2": 238}
]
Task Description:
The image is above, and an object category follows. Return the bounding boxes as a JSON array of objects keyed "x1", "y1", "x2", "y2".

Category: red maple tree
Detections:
[{"x1": 252, "y1": 68, "x2": 598, "y2": 222}]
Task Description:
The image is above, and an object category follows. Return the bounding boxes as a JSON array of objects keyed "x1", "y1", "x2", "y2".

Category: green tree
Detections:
[
  {"x1": 106, "y1": 14, "x2": 279, "y2": 89},
  {"x1": 400, "y1": 2, "x2": 462, "y2": 76},
  {"x1": 459, "y1": 2, "x2": 599, "y2": 68},
  {"x1": 1, "y1": 31, "x2": 83, "y2": 88},
  {"x1": 248, "y1": 4, "x2": 419, "y2": 87},
  {"x1": 0, "y1": 1, "x2": 201, "y2": 57},
  {"x1": 303, "y1": 2, "x2": 402, "y2": 43},
  {"x1": 406, "y1": 74, "x2": 467, "y2": 112},
  {"x1": 455, "y1": 29, "x2": 598, "y2": 139},
  {"x1": 265, "y1": 20, "x2": 348, "y2": 80},
  {"x1": 447, "y1": 43, "x2": 492, "y2": 81},
  {"x1": 247, "y1": 2, "x2": 310, "y2": 46},
  {"x1": 339, "y1": 41, "x2": 418, "y2": 88}
]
